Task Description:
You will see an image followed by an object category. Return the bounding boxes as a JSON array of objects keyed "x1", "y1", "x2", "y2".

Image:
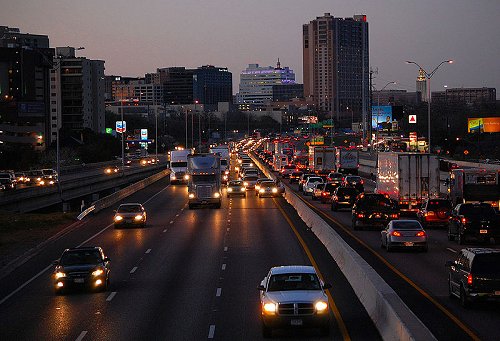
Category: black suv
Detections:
[
  {"x1": 448, "y1": 203, "x2": 499, "y2": 244},
  {"x1": 352, "y1": 193, "x2": 399, "y2": 230},
  {"x1": 446, "y1": 248, "x2": 500, "y2": 308}
]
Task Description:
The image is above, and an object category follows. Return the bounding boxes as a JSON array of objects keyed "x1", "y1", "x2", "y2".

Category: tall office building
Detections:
[
  {"x1": 303, "y1": 13, "x2": 369, "y2": 127},
  {"x1": 193, "y1": 65, "x2": 232, "y2": 105},
  {"x1": 416, "y1": 69, "x2": 427, "y2": 102},
  {"x1": 50, "y1": 47, "x2": 105, "y2": 143},
  {"x1": 160, "y1": 67, "x2": 195, "y2": 105},
  {"x1": 0, "y1": 26, "x2": 53, "y2": 150},
  {"x1": 238, "y1": 60, "x2": 296, "y2": 107}
]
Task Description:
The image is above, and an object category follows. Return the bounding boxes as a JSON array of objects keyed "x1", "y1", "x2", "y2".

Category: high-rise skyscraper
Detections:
[
  {"x1": 303, "y1": 13, "x2": 369, "y2": 128},
  {"x1": 416, "y1": 69, "x2": 427, "y2": 102},
  {"x1": 193, "y1": 65, "x2": 232, "y2": 106}
]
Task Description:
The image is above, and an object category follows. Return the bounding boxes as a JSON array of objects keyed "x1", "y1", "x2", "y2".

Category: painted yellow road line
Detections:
[
  {"x1": 274, "y1": 198, "x2": 351, "y2": 341},
  {"x1": 296, "y1": 194, "x2": 480, "y2": 341}
]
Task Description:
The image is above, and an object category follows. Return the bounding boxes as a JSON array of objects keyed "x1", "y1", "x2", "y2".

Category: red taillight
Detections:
[
  {"x1": 392, "y1": 231, "x2": 402, "y2": 237},
  {"x1": 467, "y1": 274, "x2": 473, "y2": 286},
  {"x1": 357, "y1": 213, "x2": 364, "y2": 218},
  {"x1": 424, "y1": 212, "x2": 435, "y2": 217},
  {"x1": 342, "y1": 177, "x2": 345, "y2": 181},
  {"x1": 360, "y1": 180, "x2": 364, "y2": 184},
  {"x1": 416, "y1": 231, "x2": 426, "y2": 237},
  {"x1": 322, "y1": 192, "x2": 329, "y2": 196},
  {"x1": 461, "y1": 217, "x2": 468, "y2": 224}
]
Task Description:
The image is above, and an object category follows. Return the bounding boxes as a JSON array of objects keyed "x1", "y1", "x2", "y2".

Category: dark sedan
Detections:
[
  {"x1": 53, "y1": 246, "x2": 111, "y2": 294},
  {"x1": 331, "y1": 187, "x2": 359, "y2": 211}
]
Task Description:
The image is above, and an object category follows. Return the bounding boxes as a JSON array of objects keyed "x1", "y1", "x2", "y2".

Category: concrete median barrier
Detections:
[{"x1": 251, "y1": 153, "x2": 436, "y2": 341}]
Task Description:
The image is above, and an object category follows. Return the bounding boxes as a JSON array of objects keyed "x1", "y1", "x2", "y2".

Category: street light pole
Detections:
[
  {"x1": 406, "y1": 59, "x2": 453, "y2": 153},
  {"x1": 120, "y1": 87, "x2": 125, "y2": 175}
]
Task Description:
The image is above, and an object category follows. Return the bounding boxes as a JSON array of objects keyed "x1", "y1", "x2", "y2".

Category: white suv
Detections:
[
  {"x1": 303, "y1": 176, "x2": 323, "y2": 195},
  {"x1": 258, "y1": 265, "x2": 331, "y2": 337}
]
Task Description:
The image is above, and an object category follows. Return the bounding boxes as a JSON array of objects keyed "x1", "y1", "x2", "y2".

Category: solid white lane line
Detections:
[
  {"x1": 224, "y1": 247, "x2": 228, "y2": 252},
  {"x1": 447, "y1": 247, "x2": 457, "y2": 253},
  {"x1": 221, "y1": 264, "x2": 226, "y2": 271},
  {"x1": 145, "y1": 249, "x2": 152, "y2": 254},
  {"x1": 216, "y1": 288, "x2": 222, "y2": 297},
  {"x1": 0, "y1": 264, "x2": 51, "y2": 306},
  {"x1": 106, "y1": 291, "x2": 117, "y2": 302},
  {"x1": 75, "y1": 331, "x2": 88, "y2": 341},
  {"x1": 130, "y1": 267, "x2": 138, "y2": 274},
  {"x1": 143, "y1": 184, "x2": 170, "y2": 204},
  {"x1": 208, "y1": 325, "x2": 216, "y2": 339}
]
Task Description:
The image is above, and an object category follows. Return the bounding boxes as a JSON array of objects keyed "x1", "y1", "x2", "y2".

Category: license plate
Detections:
[
  {"x1": 404, "y1": 242, "x2": 414, "y2": 247},
  {"x1": 345, "y1": 196, "x2": 350, "y2": 199},
  {"x1": 290, "y1": 319, "x2": 303, "y2": 326},
  {"x1": 74, "y1": 278, "x2": 84, "y2": 283},
  {"x1": 374, "y1": 214, "x2": 381, "y2": 218},
  {"x1": 480, "y1": 230, "x2": 488, "y2": 234}
]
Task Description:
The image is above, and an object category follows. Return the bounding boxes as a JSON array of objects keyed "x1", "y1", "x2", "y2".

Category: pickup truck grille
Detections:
[
  {"x1": 278, "y1": 303, "x2": 314, "y2": 316},
  {"x1": 197, "y1": 185, "x2": 212, "y2": 199}
]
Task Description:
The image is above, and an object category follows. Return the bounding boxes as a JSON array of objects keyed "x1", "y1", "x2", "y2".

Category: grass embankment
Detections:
[{"x1": 0, "y1": 212, "x2": 76, "y2": 267}]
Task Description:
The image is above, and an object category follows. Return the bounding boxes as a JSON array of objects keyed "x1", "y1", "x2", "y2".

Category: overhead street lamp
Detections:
[{"x1": 406, "y1": 59, "x2": 453, "y2": 153}]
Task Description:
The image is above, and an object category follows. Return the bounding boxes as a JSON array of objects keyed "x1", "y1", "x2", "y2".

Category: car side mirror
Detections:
[
  {"x1": 104, "y1": 257, "x2": 110, "y2": 263},
  {"x1": 257, "y1": 285, "x2": 265, "y2": 291},
  {"x1": 52, "y1": 260, "x2": 59, "y2": 265},
  {"x1": 322, "y1": 283, "x2": 332, "y2": 290},
  {"x1": 445, "y1": 260, "x2": 454, "y2": 268}
]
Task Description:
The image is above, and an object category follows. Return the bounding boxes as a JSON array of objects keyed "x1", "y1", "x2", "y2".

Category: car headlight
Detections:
[
  {"x1": 315, "y1": 301, "x2": 328, "y2": 312},
  {"x1": 240, "y1": 187, "x2": 245, "y2": 192},
  {"x1": 272, "y1": 188, "x2": 278, "y2": 193},
  {"x1": 39, "y1": 180, "x2": 45, "y2": 185},
  {"x1": 259, "y1": 189, "x2": 265, "y2": 193},
  {"x1": 55, "y1": 272, "x2": 66, "y2": 279},
  {"x1": 225, "y1": 170, "x2": 229, "y2": 175},
  {"x1": 106, "y1": 169, "x2": 111, "y2": 173},
  {"x1": 92, "y1": 269, "x2": 104, "y2": 277},
  {"x1": 49, "y1": 181, "x2": 54, "y2": 185},
  {"x1": 171, "y1": 175, "x2": 177, "y2": 180},
  {"x1": 255, "y1": 185, "x2": 260, "y2": 190},
  {"x1": 184, "y1": 174, "x2": 189, "y2": 180},
  {"x1": 263, "y1": 302, "x2": 277, "y2": 314},
  {"x1": 244, "y1": 182, "x2": 248, "y2": 186},
  {"x1": 114, "y1": 215, "x2": 123, "y2": 221},
  {"x1": 223, "y1": 175, "x2": 228, "y2": 180},
  {"x1": 188, "y1": 193, "x2": 195, "y2": 199},
  {"x1": 228, "y1": 188, "x2": 233, "y2": 192},
  {"x1": 134, "y1": 214, "x2": 143, "y2": 221},
  {"x1": 214, "y1": 192, "x2": 220, "y2": 198}
]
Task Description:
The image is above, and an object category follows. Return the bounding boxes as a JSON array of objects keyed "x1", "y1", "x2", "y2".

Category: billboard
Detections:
[
  {"x1": 371, "y1": 106, "x2": 393, "y2": 130},
  {"x1": 468, "y1": 117, "x2": 500, "y2": 133}
]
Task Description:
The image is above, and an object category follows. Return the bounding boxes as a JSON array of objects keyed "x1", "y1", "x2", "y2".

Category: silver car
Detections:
[
  {"x1": 381, "y1": 220, "x2": 428, "y2": 252},
  {"x1": 303, "y1": 176, "x2": 323, "y2": 195},
  {"x1": 113, "y1": 203, "x2": 147, "y2": 228},
  {"x1": 259, "y1": 266, "x2": 331, "y2": 337}
]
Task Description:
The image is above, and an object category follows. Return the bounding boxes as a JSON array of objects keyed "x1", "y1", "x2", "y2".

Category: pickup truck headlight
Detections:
[
  {"x1": 171, "y1": 175, "x2": 177, "y2": 180},
  {"x1": 227, "y1": 188, "x2": 233, "y2": 192},
  {"x1": 272, "y1": 188, "x2": 278, "y2": 193},
  {"x1": 259, "y1": 189, "x2": 265, "y2": 193},
  {"x1": 184, "y1": 174, "x2": 189, "y2": 180},
  {"x1": 214, "y1": 192, "x2": 220, "y2": 198},
  {"x1": 188, "y1": 193, "x2": 195, "y2": 199},
  {"x1": 263, "y1": 302, "x2": 277, "y2": 314},
  {"x1": 240, "y1": 187, "x2": 245, "y2": 192},
  {"x1": 244, "y1": 182, "x2": 248, "y2": 186},
  {"x1": 315, "y1": 301, "x2": 328, "y2": 313}
]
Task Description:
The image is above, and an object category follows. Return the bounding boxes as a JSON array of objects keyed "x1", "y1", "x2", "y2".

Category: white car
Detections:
[
  {"x1": 303, "y1": 176, "x2": 323, "y2": 195},
  {"x1": 258, "y1": 265, "x2": 331, "y2": 338},
  {"x1": 381, "y1": 220, "x2": 428, "y2": 252}
]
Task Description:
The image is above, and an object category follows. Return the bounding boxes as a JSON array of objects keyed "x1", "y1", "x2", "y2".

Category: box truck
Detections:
[
  {"x1": 376, "y1": 152, "x2": 440, "y2": 212},
  {"x1": 335, "y1": 148, "x2": 359, "y2": 174},
  {"x1": 308, "y1": 146, "x2": 336, "y2": 172}
]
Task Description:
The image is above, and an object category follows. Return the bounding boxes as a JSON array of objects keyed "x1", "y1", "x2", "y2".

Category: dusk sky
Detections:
[{"x1": 2, "y1": 0, "x2": 499, "y2": 97}]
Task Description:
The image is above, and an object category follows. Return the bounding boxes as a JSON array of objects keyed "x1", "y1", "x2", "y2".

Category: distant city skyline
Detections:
[{"x1": 2, "y1": 0, "x2": 499, "y2": 97}]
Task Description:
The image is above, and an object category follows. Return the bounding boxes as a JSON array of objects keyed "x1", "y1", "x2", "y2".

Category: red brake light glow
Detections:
[
  {"x1": 461, "y1": 217, "x2": 468, "y2": 224},
  {"x1": 467, "y1": 274, "x2": 473, "y2": 286},
  {"x1": 416, "y1": 231, "x2": 426, "y2": 237},
  {"x1": 392, "y1": 231, "x2": 402, "y2": 237}
]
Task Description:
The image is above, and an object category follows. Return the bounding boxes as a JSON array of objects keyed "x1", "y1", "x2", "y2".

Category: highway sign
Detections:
[
  {"x1": 116, "y1": 121, "x2": 126, "y2": 133},
  {"x1": 409, "y1": 115, "x2": 417, "y2": 124}
]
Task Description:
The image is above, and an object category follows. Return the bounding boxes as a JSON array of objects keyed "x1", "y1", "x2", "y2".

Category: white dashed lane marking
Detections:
[
  {"x1": 216, "y1": 288, "x2": 222, "y2": 297},
  {"x1": 130, "y1": 267, "x2": 138, "y2": 274},
  {"x1": 75, "y1": 331, "x2": 88, "y2": 341},
  {"x1": 106, "y1": 291, "x2": 117, "y2": 302},
  {"x1": 163, "y1": 229, "x2": 167, "y2": 233},
  {"x1": 208, "y1": 325, "x2": 216, "y2": 339},
  {"x1": 221, "y1": 264, "x2": 226, "y2": 271},
  {"x1": 145, "y1": 249, "x2": 152, "y2": 254},
  {"x1": 224, "y1": 247, "x2": 228, "y2": 252},
  {"x1": 446, "y1": 247, "x2": 457, "y2": 253}
]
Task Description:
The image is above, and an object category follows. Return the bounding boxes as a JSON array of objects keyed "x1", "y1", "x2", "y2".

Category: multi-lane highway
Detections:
[
  {"x1": 277, "y1": 167, "x2": 500, "y2": 341},
  {"x1": 0, "y1": 177, "x2": 381, "y2": 340}
]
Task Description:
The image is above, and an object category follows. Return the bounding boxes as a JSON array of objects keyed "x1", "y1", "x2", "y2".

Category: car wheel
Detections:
[
  {"x1": 54, "y1": 287, "x2": 64, "y2": 295},
  {"x1": 458, "y1": 232, "x2": 466, "y2": 245},
  {"x1": 243, "y1": 193, "x2": 246, "y2": 198},
  {"x1": 448, "y1": 276, "x2": 455, "y2": 299},
  {"x1": 320, "y1": 324, "x2": 330, "y2": 336},
  {"x1": 448, "y1": 232, "x2": 455, "y2": 241},
  {"x1": 262, "y1": 323, "x2": 272, "y2": 338},
  {"x1": 226, "y1": 195, "x2": 230, "y2": 198},
  {"x1": 188, "y1": 204, "x2": 194, "y2": 209},
  {"x1": 352, "y1": 219, "x2": 360, "y2": 230},
  {"x1": 460, "y1": 286, "x2": 471, "y2": 308},
  {"x1": 386, "y1": 240, "x2": 392, "y2": 252}
]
